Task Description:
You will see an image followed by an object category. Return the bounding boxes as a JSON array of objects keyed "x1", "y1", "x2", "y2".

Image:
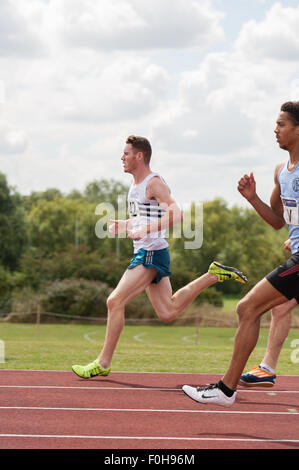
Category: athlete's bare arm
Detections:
[
  {"x1": 284, "y1": 238, "x2": 291, "y2": 251},
  {"x1": 238, "y1": 163, "x2": 286, "y2": 230},
  {"x1": 128, "y1": 176, "x2": 182, "y2": 240},
  {"x1": 109, "y1": 219, "x2": 131, "y2": 235}
]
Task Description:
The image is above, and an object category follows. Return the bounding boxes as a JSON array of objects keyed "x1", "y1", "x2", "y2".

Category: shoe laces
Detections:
[
  {"x1": 248, "y1": 365, "x2": 261, "y2": 374},
  {"x1": 196, "y1": 383, "x2": 218, "y2": 392},
  {"x1": 88, "y1": 360, "x2": 100, "y2": 375}
]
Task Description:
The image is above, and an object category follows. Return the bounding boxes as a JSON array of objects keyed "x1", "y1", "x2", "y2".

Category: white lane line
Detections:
[
  {"x1": 0, "y1": 406, "x2": 298, "y2": 415},
  {"x1": 0, "y1": 434, "x2": 298, "y2": 444},
  {"x1": 182, "y1": 334, "x2": 197, "y2": 343},
  {"x1": 83, "y1": 332, "x2": 98, "y2": 344},
  {"x1": 133, "y1": 332, "x2": 150, "y2": 344},
  {"x1": 0, "y1": 385, "x2": 179, "y2": 391},
  {"x1": 0, "y1": 385, "x2": 298, "y2": 393}
]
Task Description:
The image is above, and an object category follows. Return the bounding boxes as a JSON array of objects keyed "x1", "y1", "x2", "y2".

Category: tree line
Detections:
[{"x1": 0, "y1": 172, "x2": 289, "y2": 320}]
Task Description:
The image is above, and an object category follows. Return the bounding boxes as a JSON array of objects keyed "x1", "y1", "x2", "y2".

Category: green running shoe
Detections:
[
  {"x1": 208, "y1": 261, "x2": 248, "y2": 284},
  {"x1": 72, "y1": 358, "x2": 111, "y2": 379}
]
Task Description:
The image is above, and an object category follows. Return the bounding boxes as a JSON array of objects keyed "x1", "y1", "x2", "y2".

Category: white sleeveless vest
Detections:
[{"x1": 127, "y1": 172, "x2": 169, "y2": 253}]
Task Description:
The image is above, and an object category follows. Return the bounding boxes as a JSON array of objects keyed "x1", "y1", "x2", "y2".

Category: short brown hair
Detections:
[
  {"x1": 126, "y1": 135, "x2": 152, "y2": 165},
  {"x1": 281, "y1": 101, "x2": 299, "y2": 126}
]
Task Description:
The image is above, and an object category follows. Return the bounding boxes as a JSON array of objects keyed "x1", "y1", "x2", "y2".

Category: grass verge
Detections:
[{"x1": 0, "y1": 323, "x2": 298, "y2": 375}]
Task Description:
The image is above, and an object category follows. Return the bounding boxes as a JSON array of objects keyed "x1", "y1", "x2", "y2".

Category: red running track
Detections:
[{"x1": 0, "y1": 369, "x2": 299, "y2": 450}]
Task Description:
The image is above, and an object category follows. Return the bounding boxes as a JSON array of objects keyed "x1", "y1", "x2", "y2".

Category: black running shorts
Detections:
[{"x1": 266, "y1": 250, "x2": 299, "y2": 303}]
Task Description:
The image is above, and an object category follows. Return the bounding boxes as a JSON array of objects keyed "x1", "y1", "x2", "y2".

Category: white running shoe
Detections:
[{"x1": 182, "y1": 383, "x2": 236, "y2": 407}]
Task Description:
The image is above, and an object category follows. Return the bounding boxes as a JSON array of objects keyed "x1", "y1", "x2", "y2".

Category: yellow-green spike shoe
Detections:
[
  {"x1": 208, "y1": 261, "x2": 247, "y2": 284},
  {"x1": 72, "y1": 358, "x2": 111, "y2": 379}
]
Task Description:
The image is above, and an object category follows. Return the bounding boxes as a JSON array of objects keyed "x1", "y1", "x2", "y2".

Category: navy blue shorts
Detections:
[
  {"x1": 266, "y1": 251, "x2": 299, "y2": 303},
  {"x1": 127, "y1": 248, "x2": 171, "y2": 284}
]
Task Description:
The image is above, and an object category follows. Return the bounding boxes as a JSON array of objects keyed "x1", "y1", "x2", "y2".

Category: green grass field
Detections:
[{"x1": 1, "y1": 322, "x2": 299, "y2": 375}]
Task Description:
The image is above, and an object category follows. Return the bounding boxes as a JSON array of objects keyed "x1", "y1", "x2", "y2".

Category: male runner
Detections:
[
  {"x1": 183, "y1": 101, "x2": 299, "y2": 406},
  {"x1": 72, "y1": 135, "x2": 247, "y2": 378},
  {"x1": 240, "y1": 239, "x2": 297, "y2": 387}
]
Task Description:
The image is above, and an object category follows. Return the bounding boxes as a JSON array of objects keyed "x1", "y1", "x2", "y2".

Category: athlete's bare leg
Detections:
[
  {"x1": 98, "y1": 265, "x2": 157, "y2": 368},
  {"x1": 99, "y1": 268, "x2": 218, "y2": 368},
  {"x1": 222, "y1": 278, "x2": 289, "y2": 390},
  {"x1": 146, "y1": 273, "x2": 218, "y2": 322},
  {"x1": 261, "y1": 298, "x2": 297, "y2": 370}
]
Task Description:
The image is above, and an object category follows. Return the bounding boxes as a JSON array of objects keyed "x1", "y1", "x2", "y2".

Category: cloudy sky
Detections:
[{"x1": 1, "y1": 0, "x2": 299, "y2": 207}]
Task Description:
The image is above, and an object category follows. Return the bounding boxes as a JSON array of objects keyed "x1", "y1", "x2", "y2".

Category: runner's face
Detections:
[
  {"x1": 121, "y1": 143, "x2": 138, "y2": 173},
  {"x1": 274, "y1": 112, "x2": 299, "y2": 151}
]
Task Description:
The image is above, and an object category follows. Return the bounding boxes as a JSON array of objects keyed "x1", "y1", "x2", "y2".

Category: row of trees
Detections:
[{"x1": 0, "y1": 172, "x2": 289, "y2": 320}]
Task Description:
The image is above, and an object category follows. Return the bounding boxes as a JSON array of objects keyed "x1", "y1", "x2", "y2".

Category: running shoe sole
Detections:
[{"x1": 239, "y1": 378, "x2": 275, "y2": 387}]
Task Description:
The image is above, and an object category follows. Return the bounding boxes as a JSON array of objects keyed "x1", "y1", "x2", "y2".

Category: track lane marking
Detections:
[
  {"x1": 0, "y1": 405, "x2": 298, "y2": 415},
  {"x1": 0, "y1": 385, "x2": 180, "y2": 391},
  {"x1": 0, "y1": 385, "x2": 298, "y2": 393},
  {"x1": 0, "y1": 434, "x2": 299, "y2": 443}
]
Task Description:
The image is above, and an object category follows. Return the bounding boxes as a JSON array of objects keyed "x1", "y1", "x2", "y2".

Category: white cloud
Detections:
[
  {"x1": 0, "y1": 0, "x2": 46, "y2": 57},
  {"x1": 0, "y1": 125, "x2": 28, "y2": 154},
  {"x1": 60, "y1": 57, "x2": 169, "y2": 122},
  {"x1": 151, "y1": 1, "x2": 299, "y2": 158},
  {"x1": 45, "y1": 0, "x2": 224, "y2": 51},
  {"x1": 152, "y1": 51, "x2": 263, "y2": 155},
  {"x1": 235, "y1": 2, "x2": 299, "y2": 61},
  {"x1": 0, "y1": 0, "x2": 298, "y2": 207}
]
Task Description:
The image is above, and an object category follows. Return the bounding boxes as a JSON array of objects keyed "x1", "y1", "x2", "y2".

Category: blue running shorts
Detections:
[{"x1": 127, "y1": 248, "x2": 171, "y2": 284}]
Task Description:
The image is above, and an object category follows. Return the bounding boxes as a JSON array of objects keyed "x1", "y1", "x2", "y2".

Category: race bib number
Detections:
[
  {"x1": 128, "y1": 199, "x2": 140, "y2": 218},
  {"x1": 281, "y1": 196, "x2": 299, "y2": 225}
]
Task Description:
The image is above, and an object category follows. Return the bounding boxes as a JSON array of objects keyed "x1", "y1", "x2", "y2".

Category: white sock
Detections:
[{"x1": 259, "y1": 362, "x2": 275, "y2": 374}]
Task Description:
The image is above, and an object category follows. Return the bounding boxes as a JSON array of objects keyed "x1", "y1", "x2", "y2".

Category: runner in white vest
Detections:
[
  {"x1": 127, "y1": 172, "x2": 169, "y2": 253},
  {"x1": 72, "y1": 135, "x2": 247, "y2": 379}
]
